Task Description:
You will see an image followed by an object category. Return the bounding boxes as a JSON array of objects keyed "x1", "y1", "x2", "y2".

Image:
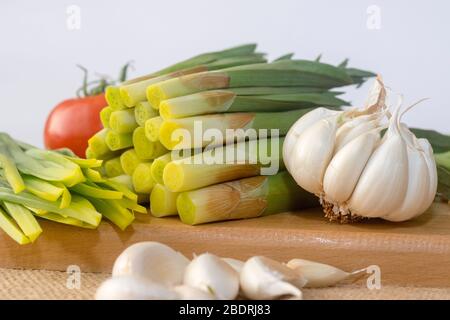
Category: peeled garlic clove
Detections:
[
  {"x1": 174, "y1": 285, "x2": 216, "y2": 300},
  {"x1": 288, "y1": 115, "x2": 339, "y2": 195},
  {"x1": 184, "y1": 253, "x2": 239, "y2": 300},
  {"x1": 283, "y1": 108, "x2": 341, "y2": 172},
  {"x1": 95, "y1": 276, "x2": 177, "y2": 300},
  {"x1": 222, "y1": 257, "x2": 245, "y2": 274},
  {"x1": 112, "y1": 242, "x2": 189, "y2": 286},
  {"x1": 240, "y1": 256, "x2": 306, "y2": 300},
  {"x1": 286, "y1": 259, "x2": 352, "y2": 288},
  {"x1": 323, "y1": 130, "x2": 381, "y2": 204}
]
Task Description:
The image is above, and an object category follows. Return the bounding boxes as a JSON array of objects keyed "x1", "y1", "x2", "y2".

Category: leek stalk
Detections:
[
  {"x1": 177, "y1": 171, "x2": 318, "y2": 225},
  {"x1": 159, "y1": 91, "x2": 345, "y2": 119},
  {"x1": 163, "y1": 138, "x2": 283, "y2": 192},
  {"x1": 158, "y1": 109, "x2": 311, "y2": 150}
]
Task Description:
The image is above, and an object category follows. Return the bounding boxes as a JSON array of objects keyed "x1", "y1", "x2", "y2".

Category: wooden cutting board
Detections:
[{"x1": 0, "y1": 203, "x2": 449, "y2": 287}]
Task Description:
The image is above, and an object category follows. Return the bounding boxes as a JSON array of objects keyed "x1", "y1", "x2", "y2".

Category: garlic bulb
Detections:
[
  {"x1": 240, "y1": 256, "x2": 306, "y2": 300},
  {"x1": 112, "y1": 242, "x2": 190, "y2": 286},
  {"x1": 283, "y1": 77, "x2": 437, "y2": 222},
  {"x1": 183, "y1": 253, "x2": 240, "y2": 300},
  {"x1": 95, "y1": 276, "x2": 177, "y2": 300}
]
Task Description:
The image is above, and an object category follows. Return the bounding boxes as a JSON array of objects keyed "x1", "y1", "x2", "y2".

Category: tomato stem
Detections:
[{"x1": 75, "y1": 63, "x2": 132, "y2": 98}]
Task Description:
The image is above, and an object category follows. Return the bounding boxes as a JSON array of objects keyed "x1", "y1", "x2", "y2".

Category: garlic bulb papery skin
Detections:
[
  {"x1": 286, "y1": 259, "x2": 353, "y2": 288},
  {"x1": 283, "y1": 77, "x2": 437, "y2": 222},
  {"x1": 112, "y1": 242, "x2": 190, "y2": 286},
  {"x1": 183, "y1": 253, "x2": 240, "y2": 300},
  {"x1": 174, "y1": 285, "x2": 216, "y2": 300},
  {"x1": 95, "y1": 276, "x2": 177, "y2": 300},
  {"x1": 240, "y1": 256, "x2": 306, "y2": 300}
]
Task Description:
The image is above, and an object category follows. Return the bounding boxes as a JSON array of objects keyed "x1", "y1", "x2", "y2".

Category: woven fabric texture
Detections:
[{"x1": 1, "y1": 268, "x2": 450, "y2": 300}]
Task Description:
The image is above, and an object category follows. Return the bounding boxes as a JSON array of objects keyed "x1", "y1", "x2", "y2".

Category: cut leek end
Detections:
[
  {"x1": 120, "y1": 149, "x2": 140, "y2": 176},
  {"x1": 119, "y1": 87, "x2": 135, "y2": 108},
  {"x1": 159, "y1": 121, "x2": 183, "y2": 150},
  {"x1": 150, "y1": 184, "x2": 179, "y2": 218},
  {"x1": 158, "y1": 101, "x2": 173, "y2": 120},
  {"x1": 144, "y1": 117, "x2": 163, "y2": 142},
  {"x1": 104, "y1": 157, "x2": 124, "y2": 178},
  {"x1": 176, "y1": 192, "x2": 196, "y2": 225},
  {"x1": 105, "y1": 131, "x2": 133, "y2": 151},
  {"x1": 135, "y1": 101, "x2": 157, "y2": 127},
  {"x1": 132, "y1": 163, "x2": 155, "y2": 194},
  {"x1": 105, "y1": 87, "x2": 125, "y2": 110},
  {"x1": 150, "y1": 159, "x2": 166, "y2": 185},
  {"x1": 162, "y1": 162, "x2": 184, "y2": 192},
  {"x1": 108, "y1": 113, "x2": 121, "y2": 133},
  {"x1": 100, "y1": 106, "x2": 113, "y2": 129},
  {"x1": 146, "y1": 85, "x2": 167, "y2": 109},
  {"x1": 88, "y1": 131, "x2": 109, "y2": 156},
  {"x1": 133, "y1": 127, "x2": 168, "y2": 160}
]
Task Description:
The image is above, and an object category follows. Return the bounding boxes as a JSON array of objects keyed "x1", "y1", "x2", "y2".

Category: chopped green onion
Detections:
[
  {"x1": 3, "y1": 201, "x2": 42, "y2": 242},
  {"x1": 0, "y1": 206, "x2": 30, "y2": 244}
]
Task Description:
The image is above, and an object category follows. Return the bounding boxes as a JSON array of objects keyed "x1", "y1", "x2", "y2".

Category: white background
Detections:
[{"x1": 1, "y1": 0, "x2": 449, "y2": 147}]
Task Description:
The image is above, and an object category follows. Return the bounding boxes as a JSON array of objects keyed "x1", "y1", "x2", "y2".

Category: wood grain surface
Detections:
[{"x1": 0, "y1": 203, "x2": 449, "y2": 287}]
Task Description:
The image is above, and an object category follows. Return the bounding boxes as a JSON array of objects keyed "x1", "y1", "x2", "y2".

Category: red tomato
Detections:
[{"x1": 44, "y1": 94, "x2": 106, "y2": 157}]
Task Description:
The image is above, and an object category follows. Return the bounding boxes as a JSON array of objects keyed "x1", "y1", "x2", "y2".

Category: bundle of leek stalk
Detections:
[
  {"x1": 87, "y1": 44, "x2": 377, "y2": 225},
  {"x1": 0, "y1": 133, "x2": 145, "y2": 244}
]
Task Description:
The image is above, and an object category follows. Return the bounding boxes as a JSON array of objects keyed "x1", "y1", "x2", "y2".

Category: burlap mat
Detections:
[{"x1": 1, "y1": 268, "x2": 449, "y2": 300}]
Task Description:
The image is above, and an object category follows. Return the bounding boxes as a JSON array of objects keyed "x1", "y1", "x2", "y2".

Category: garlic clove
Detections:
[
  {"x1": 417, "y1": 138, "x2": 438, "y2": 216},
  {"x1": 286, "y1": 259, "x2": 353, "y2": 288},
  {"x1": 112, "y1": 242, "x2": 189, "y2": 286},
  {"x1": 184, "y1": 253, "x2": 239, "y2": 300},
  {"x1": 348, "y1": 134, "x2": 408, "y2": 218},
  {"x1": 174, "y1": 285, "x2": 216, "y2": 300},
  {"x1": 323, "y1": 130, "x2": 381, "y2": 204},
  {"x1": 289, "y1": 115, "x2": 339, "y2": 195},
  {"x1": 384, "y1": 143, "x2": 430, "y2": 221},
  {"x1": 283, "y1": 108, "x2": 341, "y2": 172},
  {"x1": 95, "y1": 276, "x2": 177, "y2": 300},
  {"x1": 240, "y1": 256, "x2": 306, "y2": 300},
  {"x1": 348, "y1": 107, "x2": 409, "y2": 218},
  {"x1": 334, "y1": 116, "x2": 381, "y2": 152},
  {"x1": 222, "y1": 257, "x2": 245, "y2": 274}
]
